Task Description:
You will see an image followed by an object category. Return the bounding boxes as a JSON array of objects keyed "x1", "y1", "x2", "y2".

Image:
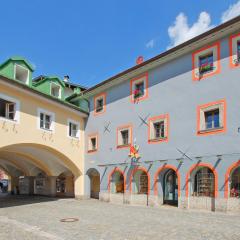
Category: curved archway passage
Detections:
[
  {"x1": 163, "y1": 169, "x2": 178, "y2": 206},
  {"x1": 130, "y1": 168, "x2": 150, "y2": 195},
  {"x1": 109, "y1": 169, "x2": 125, "y2": 194},
  {"x1": 56, "y1": 172, "x2": 74, "y2": 198},
  {"x1": 0, "y1": 144, "x2": 80, "y2": 198},
  {"x1": 87, "y1": 168, "x2": 100, "y2": 199}
]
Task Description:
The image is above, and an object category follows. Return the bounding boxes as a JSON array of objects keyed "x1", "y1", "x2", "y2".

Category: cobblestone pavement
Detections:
[{"x1": 0, "y1": 195, "x2": 240, "y2": 240}]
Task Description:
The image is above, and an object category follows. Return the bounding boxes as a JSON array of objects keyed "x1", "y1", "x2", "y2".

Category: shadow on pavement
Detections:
[{"x1": 0, "y1": 194, "x2": 62, "y2": 208}]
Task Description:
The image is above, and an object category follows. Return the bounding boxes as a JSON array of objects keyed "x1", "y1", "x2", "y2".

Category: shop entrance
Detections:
[{"x1": 163, "y1": 169, "x2": 178, "y2": 206}]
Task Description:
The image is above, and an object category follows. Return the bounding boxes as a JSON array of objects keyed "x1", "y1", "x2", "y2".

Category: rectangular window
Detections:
[
  {"x1": 148, "y1": 114, "x2": 169, "y2": 143},
  {"x1": 237, "y1": 41, "x2": 240, "y2": 61},
  {"x1": 0, "y1": 98, "x2": 16, "y2": 120},
  {"x1": 40, "y1": 112, "x2": 52, "y2": 130},
  {"x1": 197, "y1": 99, "x2": 226, "y2": 136},
  {"x1": 134, "y1": 82, "x2": 144, "y2": 99},
  {"x1": 94, "y1": 93, "x2": 106, "y2": 115},
  {"x1": 91, "y1": 138, "x2": 96, "y2": 150},
  {"x1": 51, "y1": 83, "x2": 61, "y2": 98},
  {"x1": 69, "y1": 122, "x2": 78, "y2": 138},
  {"x1": 199, "y1": 53, "x2": 214, "y2": 75},
  {"x1": 153, "y1": 121, "x2": 165, "y2": 139},
  {"x1": 96, "y1": 98, "x2": 103, "y2": 113},
  {"x1": 204, "y1": 109, "x2": 220, "y2": 129},
  {"x1": 121, "y1": 130, "x2": 129, "y2": 145}
]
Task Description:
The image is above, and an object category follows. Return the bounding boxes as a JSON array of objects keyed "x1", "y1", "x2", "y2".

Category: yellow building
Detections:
[{"x1": 0, "y1": 57, "x2": 88, "y2": 198}]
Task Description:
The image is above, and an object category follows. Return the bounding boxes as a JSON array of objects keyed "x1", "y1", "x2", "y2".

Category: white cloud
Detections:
[
  {"x1": 221, "y1": 0, "x2": 240, "y2": 23},
  {"x1": 146, "y1": 39, "x2": 155, "y2": 49},
  {"x1": 167, "y1": 12, "x2": 214, "y2": 49}
]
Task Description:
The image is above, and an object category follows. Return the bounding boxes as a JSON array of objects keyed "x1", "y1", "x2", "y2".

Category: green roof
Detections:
[{"x1": 0, "y1": 56, "x2": 35, "y2": 71}]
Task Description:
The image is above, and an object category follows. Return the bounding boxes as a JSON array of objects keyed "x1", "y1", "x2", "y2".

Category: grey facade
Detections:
[{"x1": 83, "y1": 17, "x2": 240, "y2": 212}]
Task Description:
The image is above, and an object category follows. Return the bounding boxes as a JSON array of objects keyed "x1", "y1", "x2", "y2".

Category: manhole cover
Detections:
[{"x1": 60, "y1": 218, "x2": 79, "y2": 223}]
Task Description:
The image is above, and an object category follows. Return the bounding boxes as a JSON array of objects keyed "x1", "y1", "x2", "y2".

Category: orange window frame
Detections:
[
  {"x1": 94, "y1": 92, "x2": 106, "y2": 116},
  {"x1": 196, "y1": 99, "x2": 226, "y2": 136},
  {"x1": 229, "y1": 32, "x2": 240, "y2": 69},
  {"x1": 148, "y1": 114, "x2": 169, "y2": 144},
  {"x1": 87, "y1": 133, "x2": 99, "y2": 153},
  {"x1": 130, "y1": 73, "x2": 149, "y2": 103},
  {"x1": 192, "y1": 42, "x2": 221, "y2": 81},
  {"x1": 116, "y1": 124, "x2": 133, "y2": 149}
]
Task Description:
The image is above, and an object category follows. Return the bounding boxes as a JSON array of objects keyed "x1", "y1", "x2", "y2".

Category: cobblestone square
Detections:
[{"x1": 0, "y1": 195, "x2": 240, "y2": 240}]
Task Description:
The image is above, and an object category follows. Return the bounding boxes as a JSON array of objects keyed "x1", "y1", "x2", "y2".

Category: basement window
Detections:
[
  {"x1": 14, "y1": 64, "x2": 29, "y2": 84},
  {"x1": 51, "y1": 83, "x2": 61, "y2": 99},
  {"x1": 0, "y1": 98, "x2": 16, "y2": 120}
]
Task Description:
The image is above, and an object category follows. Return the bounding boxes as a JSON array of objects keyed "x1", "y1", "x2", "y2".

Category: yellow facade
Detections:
[{"x1": 0, "y1": 77, "x2": 87, "y2": 197}]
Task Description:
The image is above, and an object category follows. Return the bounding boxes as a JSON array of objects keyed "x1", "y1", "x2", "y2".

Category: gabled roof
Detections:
[
  {"x1": 33, "y1": 76, "x2": 65, "y2": 88},
  {"x1": 83, "y1": 15, "x2": 240, "y2": 95},
  {"x1": 0, "y1": 56, "x2": 35, "y2": 71}
]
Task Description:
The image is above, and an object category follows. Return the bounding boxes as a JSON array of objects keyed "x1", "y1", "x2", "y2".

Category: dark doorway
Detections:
[{"x1": 163, "y1": 169, "x2": 178, "y2": 206}]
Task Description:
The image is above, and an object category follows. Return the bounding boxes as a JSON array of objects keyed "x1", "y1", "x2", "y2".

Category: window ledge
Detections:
[
  {"x1": 88, "y1": 149, "x2": 97, "y2": 153},
  {"x1": 0, "y1": 117, "x2": 17, "y2": 123},
  {"x1": 40, "y1": 128, "x2": 53, "y2": 133},
  {"x1": 198, "y1": 126, "x2": 224, "y2": 134},
  {"x1": 117, "y1": 144, "x2": 130, "y2": 149},
  {"x1": 148, "y1": 137, "x2": 167, "y2": 143}
]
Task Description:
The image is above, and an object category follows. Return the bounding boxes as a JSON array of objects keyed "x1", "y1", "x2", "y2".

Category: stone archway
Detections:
[
  {"x1": 0, "y1": 143, "x2": 81, "y2": 198},
  {"x1": 87, "y1": 168, "x2": 100, "y2": 199}
]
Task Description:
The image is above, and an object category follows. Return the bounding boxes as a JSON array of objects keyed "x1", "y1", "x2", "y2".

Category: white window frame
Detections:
[
  {"x1": 199, "y1": 104, "x2": 224, "y2": 132},
  {"x1": 150, "y1": 118, "x2": 167, "y2": 140},
  {"x1": 0, "y1": 93, "x2": 20, "y2": 123},
  {"x1": 14, "y1": 64, "x2": 30, "y2": 85},
  {"x1": 37, "y1": 108, "x2": 55, "y2": 132},
  {"x1": 118, "y1": 128, "x2": 130, "y2": 146},
  {"x1": 50, "y1": 82, "x2": 61, "y2": 99},
  {"x1": 88, "y1": 135, "x2": 98, "y2": 152},
  {"x1": 67, "y1": 119, "x2": 80, "y2": 139}
]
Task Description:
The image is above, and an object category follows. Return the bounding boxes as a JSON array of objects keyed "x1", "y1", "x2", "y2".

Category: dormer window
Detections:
[
  {"x1": 14, "y1": 64, "x2": 29, "y2": 84},
  {"x1": 199, "y1": 53, "x2": 214, "y2": 75},
  {"x1": 51, "y1": 83, "x2": 61, "y2": 99}
]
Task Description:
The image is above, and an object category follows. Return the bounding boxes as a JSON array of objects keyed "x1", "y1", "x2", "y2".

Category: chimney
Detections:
[{"x1": 63, "y1": 75, "x2": 70, "y2": 82}]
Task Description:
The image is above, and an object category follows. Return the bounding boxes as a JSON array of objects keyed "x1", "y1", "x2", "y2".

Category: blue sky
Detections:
[{"x1": 0, "y1": 0, "x2": 240, "y2": 87}]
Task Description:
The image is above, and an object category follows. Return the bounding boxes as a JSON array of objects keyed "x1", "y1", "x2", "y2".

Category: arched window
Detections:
[
  {"x1": 193, "y1": 167, "x2": 214, "y2": 197},
  {"x1": 230, "y1": 166, "x2": 240, "y2": 198}
]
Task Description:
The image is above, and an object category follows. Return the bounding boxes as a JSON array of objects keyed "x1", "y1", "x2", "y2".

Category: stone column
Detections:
[
  {"x1": 74, "y1": 175, "x2": 88, "y2": 199},
  {"x1": 47, "y1": 176, "x2": 57, "y2": 197}
]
